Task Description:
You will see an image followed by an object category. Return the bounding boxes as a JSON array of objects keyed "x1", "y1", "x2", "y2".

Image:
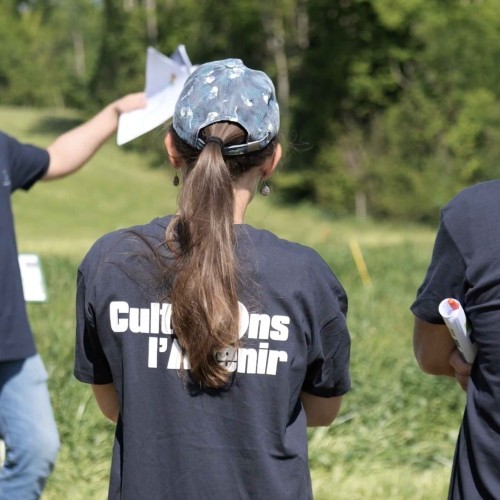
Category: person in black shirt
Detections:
[
  {"x1": 411, "y1": 180, "x2": 500, "y2": 498},
  {"x1": 0, "y1": 92, "x2": 145, "y2": 499},
  {"x1": 75, "y1": 59, "x2": 351, "y2": 499}
]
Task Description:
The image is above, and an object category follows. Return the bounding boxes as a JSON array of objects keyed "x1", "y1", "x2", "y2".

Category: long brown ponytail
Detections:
[{"x1": 166, "y1": 122, "x2": 277, "y2": 389}]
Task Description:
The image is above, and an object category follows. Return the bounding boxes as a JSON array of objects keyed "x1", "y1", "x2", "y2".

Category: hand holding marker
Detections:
[{"x1": 438, "y1": 298, "x2": 477, "y2": 363}]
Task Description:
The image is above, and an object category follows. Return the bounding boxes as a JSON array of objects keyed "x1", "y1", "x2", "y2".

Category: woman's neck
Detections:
[{"x1": 233, "y1": 185, "x2": 255, "y2": 224}]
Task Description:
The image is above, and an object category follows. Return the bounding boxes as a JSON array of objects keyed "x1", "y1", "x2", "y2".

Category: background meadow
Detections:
[{"x1": 6, "y1": 107, "x2": 465, "y2": 499}]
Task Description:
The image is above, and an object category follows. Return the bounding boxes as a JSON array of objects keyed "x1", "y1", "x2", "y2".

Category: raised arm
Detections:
[{"x1": 44, "y1": 92, "x2": 146, "y2": 180}]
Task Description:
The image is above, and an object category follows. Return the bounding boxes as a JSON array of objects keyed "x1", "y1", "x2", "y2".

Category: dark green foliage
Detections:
[
  {"x1": 2, "y1": 0, "x2": 500, "y2": 222},
  {"x1": 89, "y1": 0, "x2": 146, "y2": 110}
]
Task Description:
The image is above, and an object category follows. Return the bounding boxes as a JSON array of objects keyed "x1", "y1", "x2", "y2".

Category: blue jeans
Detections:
[{"x1": 0, "y1": 354, "x2": 60, "y2": 500}]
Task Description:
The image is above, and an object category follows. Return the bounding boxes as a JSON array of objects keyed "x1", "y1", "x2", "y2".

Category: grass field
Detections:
[{"x1": 3, "y1": 106, "x2": 464, "y2": 499}]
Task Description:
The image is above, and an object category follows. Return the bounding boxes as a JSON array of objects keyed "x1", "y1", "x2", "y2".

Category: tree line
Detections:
[{"x1": 2, "y1": 0, "x2": 499, "y2": 223}]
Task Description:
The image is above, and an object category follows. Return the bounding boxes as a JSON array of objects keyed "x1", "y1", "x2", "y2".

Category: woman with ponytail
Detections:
[{"x1": 75, "y1": 59, "x2": 351, "y2": 499}]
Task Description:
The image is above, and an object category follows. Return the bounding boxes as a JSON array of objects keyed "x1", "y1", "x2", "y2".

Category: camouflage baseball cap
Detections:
[{"x1": 173, "y1": 59, "x2": 280, "y2": 155}]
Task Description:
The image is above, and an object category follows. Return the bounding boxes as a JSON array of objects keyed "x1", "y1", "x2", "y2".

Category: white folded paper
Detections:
[
  {"x1": 18, "y1": 253, "x2": 48, "y2": 303},
  {"x1": 438, "y1": 298, "x2": 477, "y2": 363},
  {"x1": 117, "y1": 45, "x2": 194, "y2": 145}
]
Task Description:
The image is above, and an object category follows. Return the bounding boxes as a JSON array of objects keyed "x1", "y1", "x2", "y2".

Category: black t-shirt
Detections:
[
  {"x1": 75, "y1": 216, "x2": 351, "y2": 500},
  {"x1": 0, "y1": 131, "x2": 49, "y2": 361},
  {"x1": 411, "y1": 179, "x2": 500, "y2": 499}
]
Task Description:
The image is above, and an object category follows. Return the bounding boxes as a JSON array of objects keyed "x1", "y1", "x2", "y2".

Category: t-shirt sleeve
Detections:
[
  {"x1": 301, "y1": 256, "x2": 351, "y2": 398},
  {"x1": 5, "y1": 132, "x2": 50, "y2": 191},
  {"x1": 74, "y1": 250, "x2": 113, "y2": 385},
  {"x1": 410, "y1": 216, "x2": 467, "y2": 324}
]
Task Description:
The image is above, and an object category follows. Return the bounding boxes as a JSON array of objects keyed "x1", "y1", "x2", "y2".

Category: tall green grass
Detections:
[{"x1": 3, "y1": 107, "x2": 463, "y2": 499}]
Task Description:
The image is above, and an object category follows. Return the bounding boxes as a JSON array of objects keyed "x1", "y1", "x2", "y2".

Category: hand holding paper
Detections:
[
  {"x1": 439, "y1": 298, "x2": 477, "y2": 363},
  {"x1": 117, "y1": 45, "x2": 194, "y2": 145}
]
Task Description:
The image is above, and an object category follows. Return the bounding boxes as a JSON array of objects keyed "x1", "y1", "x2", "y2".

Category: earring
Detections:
[
  {"x1": 260, "y1": 181, "x2": 271, "y2": 197},
  {"x1": 173, "y1": 174, "x2": 179, "y2": 187}
]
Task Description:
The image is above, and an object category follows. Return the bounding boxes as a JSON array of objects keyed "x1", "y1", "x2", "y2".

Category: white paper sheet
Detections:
[
  {"x1": 117, "y1": 46, "x2": 193, "y2": 145},
  {"x1": 18, "y1": 253, "x2": 48, "y2": 303}
]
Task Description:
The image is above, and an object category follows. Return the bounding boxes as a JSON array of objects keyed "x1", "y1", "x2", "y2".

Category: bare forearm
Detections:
[
  {"x1": 413, "y1": 317, "x2": 472, "y2": 391},
  {"x1": 92, "y1": 384, "x2": 120, "y2": 423},
  {"x1": 44, "y1": 92, "x2": 146, "y2": 180},
  {"x1": 413, "y1": 317, "x2": 456, "y2": 376},
  {"x1": 45, "y1": 104, "x2": 119, "y2": 179},
  {"x1": 300, "y1": 392, "x2": 342, "y2": 427}
]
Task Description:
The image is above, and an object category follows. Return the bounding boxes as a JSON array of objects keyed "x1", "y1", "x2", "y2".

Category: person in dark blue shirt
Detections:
[
  {"x1": 411, "y1": 180, "x2": 500, "y2": 499},
  {"x1": 75, "y1": 59, "x2": 351, "y2": 499},
  {"x1": 0, "y1": 92, "x2": 145, "y2": 499}
]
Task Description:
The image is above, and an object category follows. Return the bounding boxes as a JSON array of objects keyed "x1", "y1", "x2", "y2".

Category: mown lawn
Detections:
[{"x1": 3, "y1": 106, "x2": 463, "y2": 499}]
